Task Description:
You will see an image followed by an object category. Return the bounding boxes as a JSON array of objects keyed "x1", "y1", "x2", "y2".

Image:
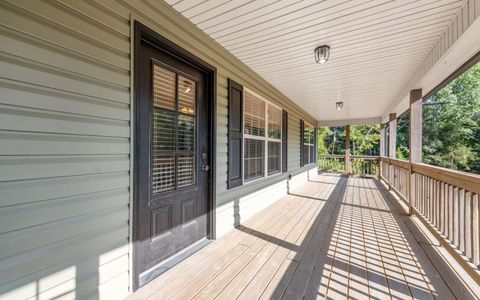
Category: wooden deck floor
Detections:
[{"x1": 129, "y1": 174, "x2": 457, "y2": 300}]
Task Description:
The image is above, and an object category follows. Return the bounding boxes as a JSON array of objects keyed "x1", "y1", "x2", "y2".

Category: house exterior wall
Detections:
[{"x1": 0, "y1": 0, "x2": 317, "y2": 298}]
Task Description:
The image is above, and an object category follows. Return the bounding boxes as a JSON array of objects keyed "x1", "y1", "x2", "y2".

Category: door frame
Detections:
[{"x1": 132, "y1": 21, "x2": 217, "y2": 291}]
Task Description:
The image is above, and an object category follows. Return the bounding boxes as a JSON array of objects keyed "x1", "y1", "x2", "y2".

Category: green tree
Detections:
[
  {"x1": 317, "y1": 127, "x2": 332, "y2": 155},
  {"x1": 350, "y1": 124, "x2": 380, "y2": 156},
  {"x1": 423, "y1": 62, "x2": 480, "y2": 173},
  {"x1": 318, "y1": 125, "x2": 380, "y2": 156},
  {"x1": 396, "y1": 113, "x2": 409, "y2": 160}
]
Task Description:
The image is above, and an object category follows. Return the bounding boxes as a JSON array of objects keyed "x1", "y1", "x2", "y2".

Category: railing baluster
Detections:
[
  {"x1": 343, "y1": 156, "x2": 480, "y2": 282},
  {"x1": 456, "y1": 188, "x2": 461, "y2": 249},
  {"x1": 440, "y1": 181, "x2": 444, "y2": 233},
  {"x1": 470, "y1": 191, "x2": 474, "y2": 261}
]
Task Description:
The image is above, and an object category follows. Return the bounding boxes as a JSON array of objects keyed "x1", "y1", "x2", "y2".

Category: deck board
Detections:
[{"x1": 129, "y1": 174, "x2": 458, "y2": 300}]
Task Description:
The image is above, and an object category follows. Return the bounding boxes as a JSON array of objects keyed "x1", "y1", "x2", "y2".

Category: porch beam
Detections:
[
  {"x1": 345, "y1": 125, "x2": 351, "y2": 175},
  {"x1": 409, "y1": 89, "x2": 422, "y2": 215}
]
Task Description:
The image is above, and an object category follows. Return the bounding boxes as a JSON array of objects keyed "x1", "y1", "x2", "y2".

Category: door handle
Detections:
[{"x1": 202, "y1": 164, "x2": 210, "y2": 172}]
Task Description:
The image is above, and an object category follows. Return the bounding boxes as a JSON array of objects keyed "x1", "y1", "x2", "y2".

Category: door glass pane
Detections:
[
  {"x1": 153, "y1": 65, "x2": 175, "y2": 111},
  {"x1": 244, "y1": 138, "x2": 264, "y2": 181},
  {"x1": 151, "y1": 63, "x2": 197, "y2": 194},
  {"x1": 178, "y1": 76, "x2": 196, "y2": 115},
  {"x1": 177, "y1": 154, "x2": 195, "y2": 188},
  {"x1": 153, "y1": 109, "x2": 175, "y2": 151},
  {"x1": 178, "y1": 114, "x2": 195, "y2": 151},
  {"x1": 152, "y1": 155, "x2": 175, "y2": 193}
]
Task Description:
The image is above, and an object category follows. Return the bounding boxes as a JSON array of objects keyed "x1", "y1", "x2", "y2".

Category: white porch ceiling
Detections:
[{"x1": 166, "y1": 0, "x2": 465, "y2": 121}]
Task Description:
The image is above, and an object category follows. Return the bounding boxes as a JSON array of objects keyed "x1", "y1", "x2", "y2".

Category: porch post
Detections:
[
  {"x1": 379, "y1": 124, "x2": 385, "y2": 179},
  {"x1": 388, "y1": 113, "x2": 397, "y2": 159},
  {"x1": 380, "y1": 124, "x2": 385, "y2": 157},
  {"x1": 345, "y1": 125, "x2": 351, "y2": 175},
  {"x1": 388, "y1": 113, "x2": 397, "y2": 190},
  {"x1": 409, "y1": 89, "x2": 422, "y2": 215},
  {"x1": 388, "y1": 113, "x2": 396, "y2": 190}
]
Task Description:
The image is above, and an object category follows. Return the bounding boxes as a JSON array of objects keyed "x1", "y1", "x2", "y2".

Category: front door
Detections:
[{"x1": 134, "y1": 24, "x2": 210, "y2": 288}]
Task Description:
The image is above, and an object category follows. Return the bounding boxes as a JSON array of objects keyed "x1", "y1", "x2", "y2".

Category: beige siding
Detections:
[{"x1": 0, "y1": 0, "x2": 316, "y2": 299}]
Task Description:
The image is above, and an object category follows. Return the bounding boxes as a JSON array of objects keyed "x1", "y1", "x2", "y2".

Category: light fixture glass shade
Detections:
[
  {"x1": 315, "y1": 45, "x2": 330, "y2": 64},
  {"x1": 336, "y1": 101, "x2": 343, "y2": 111}
]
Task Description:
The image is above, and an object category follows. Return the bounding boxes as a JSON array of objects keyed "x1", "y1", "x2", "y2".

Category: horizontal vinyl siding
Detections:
[
  {"x1": 0, "y1": 0, "x2": 317, "y2": 299},
  {"x1": 0, "y1": 0, "x2": 130, "y2": 298}
]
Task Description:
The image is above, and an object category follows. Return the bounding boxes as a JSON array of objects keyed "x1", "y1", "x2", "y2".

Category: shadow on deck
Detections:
[{"x1": 129, "y1": 173, "x2": 471, "y2": 299}]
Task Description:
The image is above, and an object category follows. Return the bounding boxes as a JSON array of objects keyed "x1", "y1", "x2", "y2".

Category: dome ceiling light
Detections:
[
  {"x1": 336, "y1": 101, "x2": 343, "y2": 111},
  {"x1": 315, "y1": 45, "x2": 330, "y2": 64}
]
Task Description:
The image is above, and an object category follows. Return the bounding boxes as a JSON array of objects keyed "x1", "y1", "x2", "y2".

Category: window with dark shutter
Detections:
[
  {"x1": 282, "y1": 110, "x2": 288, "y2": 172},
  {"x1": 301, "y1": 120, "x2": 316, "y2": 166},
  {"x1": 227, "y1": 79, "x2": 243, "y2": 189}
]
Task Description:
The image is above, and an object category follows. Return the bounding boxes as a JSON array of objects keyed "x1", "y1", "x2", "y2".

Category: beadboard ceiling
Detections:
[{"x1": 166, "y1": 0, "x2": 465, "y2": 121}]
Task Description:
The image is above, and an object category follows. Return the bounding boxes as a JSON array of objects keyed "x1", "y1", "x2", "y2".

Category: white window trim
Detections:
[
  {"x1": 242, "y1": 88, "x2": 282, "y2": 184},
  {"x1": 303, "y1": 122, "x2": 315, "y2": 165}
]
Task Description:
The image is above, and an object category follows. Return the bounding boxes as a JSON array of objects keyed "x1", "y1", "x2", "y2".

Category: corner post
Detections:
[
  {"x1": 345, "y1": 125, "x2": 351, "y2": 176},
  {"x1": 379, "y1": 124, "x2": 385, "y2": 179},
  {"x1": 388, "y1": 113, "x2": 396, "y2": 190},
  {"x1": 388, "y1": 113, "x2": 397, "y2": 159},
  {"x1": 409, "y1": 89, "x2": 422, "y2": 215}
]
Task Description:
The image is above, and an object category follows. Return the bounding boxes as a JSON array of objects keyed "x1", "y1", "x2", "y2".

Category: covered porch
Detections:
[
  {"x1": 2, "y1": 0, "x2": 480, "y2": 299},
  {"x1": 130, "y1": 173, "x2": 477, "y2": 299}
]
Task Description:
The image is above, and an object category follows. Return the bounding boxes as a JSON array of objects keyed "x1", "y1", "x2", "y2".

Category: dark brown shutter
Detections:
[
  {"x1": 314, "y1": 127, "x2": 318, "y2": 163},
  {"x1": 282, "y1": 110, "x2": 288, "y2": 173},
  {"x1": 227, "y1": 79, "x2": 243, "y2": 189},
  {"x1": 300, "y1": 119, "x2": 305, "y2": 167}
]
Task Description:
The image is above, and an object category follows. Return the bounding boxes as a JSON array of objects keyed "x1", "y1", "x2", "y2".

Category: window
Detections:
[
  {"x1": 243, "y1": 89, "x2": 282, "y2": 182},
  {"x1": 303, "y1": 122, "x2": 315, "y2": 165}
]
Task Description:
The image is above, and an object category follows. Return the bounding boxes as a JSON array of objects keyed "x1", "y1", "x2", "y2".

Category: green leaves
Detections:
[{"x1": 423, "y1": 62, "x2": 480, "y2": 174}]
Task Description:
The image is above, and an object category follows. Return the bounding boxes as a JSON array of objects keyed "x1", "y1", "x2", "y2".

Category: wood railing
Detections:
[
  {"x1": 380, "y1": 156, "x2": 480, "y2": 283},
  {"x1": 380, "y1": 157, "x2": 410, "y2": 204},
  {"x1": 319, "y1": 155, "x2": 379, "y2": 177}
]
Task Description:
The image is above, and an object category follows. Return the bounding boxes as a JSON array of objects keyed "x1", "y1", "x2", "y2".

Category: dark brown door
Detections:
[{"x1": 134, "y1": 27, "x2": 209, "y2": 285}]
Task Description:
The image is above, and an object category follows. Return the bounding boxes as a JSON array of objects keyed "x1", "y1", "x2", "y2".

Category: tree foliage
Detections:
[
  {"x1": 396, "y1": 113, "x2": 409, "y2": 160},
  {"x1": 422, "y1": 62, "x2": 480, "y2": 174},
  {"x1": 318, "y1": 125, "x2": 380, "y2": 156}
]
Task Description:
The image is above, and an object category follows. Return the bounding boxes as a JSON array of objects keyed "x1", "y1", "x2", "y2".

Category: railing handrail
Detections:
[
  {"x1": 319, "y1": 154, "x2": 379, "y2": 160},
  {"x1": 412, "y1": 162, "x2": 480, "y2": 194},
  {"x1": 380, "y1": 156, "x2": 480, "y2": 284},
  {"x1": 379, "y1": 156, "x2": 410, "y2": 170},
  {"x1": 380, "y1": 156, "x2": 480, "y2": 194}
]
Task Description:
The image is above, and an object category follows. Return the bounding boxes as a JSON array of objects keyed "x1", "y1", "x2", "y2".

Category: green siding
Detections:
[{"x1": 0, "y1": 0, "x2": 317, "y2": 298}]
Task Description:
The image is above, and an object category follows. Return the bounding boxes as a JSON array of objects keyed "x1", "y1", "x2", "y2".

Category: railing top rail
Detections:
[
  {"x1": 380, "y1": 156, "x2": 410, "y2": 169},
  {"x1": 319, "y1": 154, "x2": 379, "y2": 160},
  {"x1": 380, "y1": 156, "x2": 480, "y2": 194},
  {"x1": 412, "y1": 163, "x2": 480, "y2": 194}
]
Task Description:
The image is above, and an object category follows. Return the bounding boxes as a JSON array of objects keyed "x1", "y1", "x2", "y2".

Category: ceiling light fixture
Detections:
[
  {"x1": 315, "y1": 45, "x2": 330, "y2": 64},
  {"x1": 336, "y1": 101, "x2": 343, "y2": 111}
]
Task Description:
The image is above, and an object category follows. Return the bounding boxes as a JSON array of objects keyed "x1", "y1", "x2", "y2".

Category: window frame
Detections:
[
  {"x1": 303, "y1": 122, "x2": 315, "y2": 165},
  {"x1": 242, "y1": 88, "x2": 283, "y2": 184}
]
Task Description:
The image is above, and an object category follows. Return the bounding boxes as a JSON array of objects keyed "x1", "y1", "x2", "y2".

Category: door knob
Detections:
[{"x1": 202, "y1": 164, "x2": 210, "y2": 171}]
